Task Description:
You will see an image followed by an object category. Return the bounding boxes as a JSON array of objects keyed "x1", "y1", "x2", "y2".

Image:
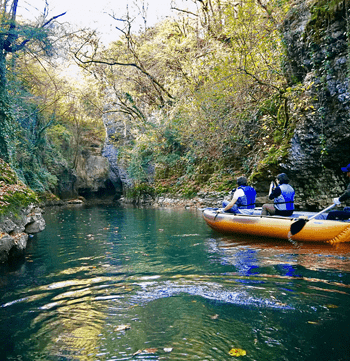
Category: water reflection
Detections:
[
  {"x1": 0, "y1": 206, "x2": 350, "y2": 361},
  {"x1": 217, "y1": 235, "x2": 350, "y2": 272}
]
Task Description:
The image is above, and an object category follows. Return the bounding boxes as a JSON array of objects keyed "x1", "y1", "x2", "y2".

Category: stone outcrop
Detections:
[
  {"x1": 55, "y1": 149, "x2": 120, "y2": 202},
  {"x1": 0, "y1": 205, "x2": 45, "y2": 263},
  {"x1": 102, "y1": 143, "x2": 129, "y2": 196},
  {"x1": 101, "y1": 105, "x2": 134, "y2": 197},
  {"x1": 75, "y1": 150, "x2": 116, "y2": 200},
  {"x1": 118, "y1": 191, "x2": 271, "y2": 210},
  {"x1": 53, "y1": 125, "x2": 123, "y2": 202},
  {"x1": 281, "y1": 0, "x2": 350, "y2": 209},
  {"x1": 57, "y1": 167, "x2": 78, "y2": 200}
]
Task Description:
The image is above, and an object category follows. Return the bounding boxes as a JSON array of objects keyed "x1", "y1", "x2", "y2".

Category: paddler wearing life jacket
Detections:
[
  {"x1": 326, "y1": 163, "x2": 350, "y2": 220},
  {"x1": 220, "y1": 176, "x2": 257, "y2": 214},
  {"x1": 261, "y1": 173, "x2": 295, "y2": 217}
]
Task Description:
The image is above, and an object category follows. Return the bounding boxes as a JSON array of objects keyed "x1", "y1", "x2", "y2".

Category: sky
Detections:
[{"x1": 18, "y1": 0, "x2": 197, "y2": 44}]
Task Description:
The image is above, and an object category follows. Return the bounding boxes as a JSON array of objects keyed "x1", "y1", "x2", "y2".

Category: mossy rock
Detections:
[
  {"x1": 0, "y1": 158, "x2": 39, "y2": 216},
  {"x1": 0, "y1": 159, "x2": 18, "y2": 184}
]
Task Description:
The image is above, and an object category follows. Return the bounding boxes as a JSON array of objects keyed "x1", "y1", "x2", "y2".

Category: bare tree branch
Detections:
[
  {"x1": 171, "y1": 7, "x2": 198, "y2": 17},
  {"x1": 42, "y1": 12, "x2": 67, "y2": 28},
  {"x1": 74, "y1": 53, "x2": 175, "y2": 101},
  {"x1": 239, "y1": 67, "x2": 284, "y2": 95},
  {"x1": 255, "y1": 0, "x2": 277, "y2": 26}
]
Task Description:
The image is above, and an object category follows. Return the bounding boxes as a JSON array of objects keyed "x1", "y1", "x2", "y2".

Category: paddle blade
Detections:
[{"x1": 290, "y1": 218, "x2": 307, "y2": 236}]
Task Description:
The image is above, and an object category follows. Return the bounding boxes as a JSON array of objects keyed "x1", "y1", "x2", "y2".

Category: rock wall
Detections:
[
  {"x1": 282, "y1": 0, "x2": 350, "y2": 209},
  {"x1": 75, "y1": 150, "x2": 116, "y2": 200},
  {"x1": 0, "y1": 205, "x2": 45, "y2": 263},
  {"x1": 101, "y1": 106, "x2": 134, "y2": 196},
  {"x1": 56, "y1": 148, "x2": 120, "y2": 202},
  {"x1": 56, "y1": 166, "x2": 78, "y2": 200}
]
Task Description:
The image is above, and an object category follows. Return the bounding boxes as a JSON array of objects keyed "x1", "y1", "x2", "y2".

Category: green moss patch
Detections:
[{"x1": 0, "y1": 158, "x2": 39, "y2": 216}]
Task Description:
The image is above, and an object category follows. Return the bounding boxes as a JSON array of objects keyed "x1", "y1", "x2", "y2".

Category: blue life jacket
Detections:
[
  {"x1": 236, "y1": 185, "x2": 257, "y2": 209},
  {"x1": 274, "y1": 184, "x2": 295, "y2": 211}
]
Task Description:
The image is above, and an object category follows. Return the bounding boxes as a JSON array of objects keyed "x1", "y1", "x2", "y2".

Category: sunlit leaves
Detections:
[
  {"x1": 229, "y1": 348, "x2": 247, "y2": 357},
  {"x1": 75, "y1": 0, "x2": 296, "y2": 191}
]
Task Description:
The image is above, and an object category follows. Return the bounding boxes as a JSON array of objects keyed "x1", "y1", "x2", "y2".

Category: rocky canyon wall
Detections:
[{"x1": 282, "y1": 0, "x2": 350, "y2": 209}]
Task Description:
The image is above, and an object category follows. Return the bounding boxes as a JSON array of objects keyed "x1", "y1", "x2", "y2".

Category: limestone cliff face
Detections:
[
  {"x1": 101, "y1": 107, "x2": 134, "y2": 195},
  {"x1": 75, "y1": 150, "x2": 114, "y2": 199},
  {"x1": 57, "y1": 146, "x2": 119, "y2": 202},
  {"x1": 282, "y1": 0, "x2": 350, "y2": 208}
]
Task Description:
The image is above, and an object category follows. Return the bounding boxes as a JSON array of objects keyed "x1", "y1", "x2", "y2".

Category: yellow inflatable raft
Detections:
[{"x1": 202, "y1": 208, "x2": 350, "y2": 244}]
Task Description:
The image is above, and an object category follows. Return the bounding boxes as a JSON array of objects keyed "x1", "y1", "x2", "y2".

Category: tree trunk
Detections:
[{"x1": 0, "y1": 50, "x2": 10, "y2": 161}]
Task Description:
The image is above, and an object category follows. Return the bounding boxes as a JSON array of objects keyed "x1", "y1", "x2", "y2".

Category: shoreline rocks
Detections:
[
  {"x1": 118, "y1": 191, "x2": 265, "y2": 209},
  {"x1": 0, "y1": 205, "x2": 45, "y2": 263},
  {"x1": 119, "y1": 191, "x2": 342, "y2": 211}
]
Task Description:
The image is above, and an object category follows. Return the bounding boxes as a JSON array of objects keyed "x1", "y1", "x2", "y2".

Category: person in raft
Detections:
[
  {"x1": 326, "y1": 163, "x2": 350, "y2": 221},
  {"x1": 261, "y1": 173, "x2": 295, "y2": 216},
  {"x1": 220, "y1": 176, "x2": 257, "y2": 214}
]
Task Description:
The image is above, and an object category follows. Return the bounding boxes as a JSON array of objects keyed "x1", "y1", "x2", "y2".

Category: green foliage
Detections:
[
  {"x1": 1, "y1": 185, "x2": 38, "y2": 216},
  {"x1": 126, "y1": 183, "x2": 155, "y2": 200},
  {"x1": 307, "y1": 0, "x2": 348, "y2": 44},
  {"x1": 0, "y1": 160, "x2": 17, "y2": 184},
  {"x1": 0, "y1": 41, "x2": 105, "y2": 198},
  {"x1": 46, "y1": 124, "x2": 72, "y2": 148},
  {"x1": 0, "y1": 159, "x2": 39, "y2": 216},
  {"x1": 181, "y1": 184, "x2": 198, "y2": 199},
  {"x1": 94, "y1": 0, "x2": 298, "y2": 198},
  {"x1": 310, "y1": 0, "x2": 347, "y2": 19},
  {"x1": 124, "y1": 141, "x2": 153, "y2": 184}
]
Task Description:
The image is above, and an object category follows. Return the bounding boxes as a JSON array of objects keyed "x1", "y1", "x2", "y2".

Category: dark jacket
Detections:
[{"x1": 339, "y1": 182, "x2": 350, "y2": 202}]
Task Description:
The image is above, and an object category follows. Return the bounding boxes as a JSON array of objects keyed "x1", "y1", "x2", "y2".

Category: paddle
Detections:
[
  {"x1": 290, "y1": 204, "x2": 336, "y2": 236},
  {"x1": 214, "y1": 209, "x2": 222, "y2": 220}
]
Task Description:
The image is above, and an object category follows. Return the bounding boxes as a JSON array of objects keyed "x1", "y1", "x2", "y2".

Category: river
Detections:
[{"x1": 0, "y1": 205, "x2": 350, "y2": 360}]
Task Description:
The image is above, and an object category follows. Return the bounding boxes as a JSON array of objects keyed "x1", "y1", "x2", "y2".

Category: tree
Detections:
[{"x1": 0, "y1": 0, "x2": 65, "y2": 161}]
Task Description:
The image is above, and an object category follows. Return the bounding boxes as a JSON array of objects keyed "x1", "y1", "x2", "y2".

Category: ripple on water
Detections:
[
  {"x1": 129, "y1": 278, "x2": 293, "y2": 310},
  {"x1": 1, "y1": 207, "x2": 350, "y2": 361}
]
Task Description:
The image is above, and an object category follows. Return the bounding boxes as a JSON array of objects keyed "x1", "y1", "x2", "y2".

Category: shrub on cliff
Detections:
[{"x1": 0, "y1": 159, "x2": 38, "y2": 216}]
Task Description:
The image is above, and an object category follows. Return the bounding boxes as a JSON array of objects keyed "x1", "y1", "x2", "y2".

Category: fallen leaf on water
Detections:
[
  {"x1": 275, "y1": 302, "x2": 287, "y2": 307},
  {"x1": 308, "y1": 321, "x2": 319, "y2": 324},
  {"x1": 114, "y1": 324, "x2": 131, "y2": 332},
  {"x1": 229, "y1": 348, "x2": 246, "y2": 357},
  {"x1": 325, "y1": 304, "x2": 338, "y2": 309},
  {"x1": 133, "y1": 348, "x2": 158, "y2": 355}
]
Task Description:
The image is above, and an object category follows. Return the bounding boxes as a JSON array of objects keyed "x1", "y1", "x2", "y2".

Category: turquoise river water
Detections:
[{"x1": 0, "y1": 205, "x2": 350, "y2": 360}]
